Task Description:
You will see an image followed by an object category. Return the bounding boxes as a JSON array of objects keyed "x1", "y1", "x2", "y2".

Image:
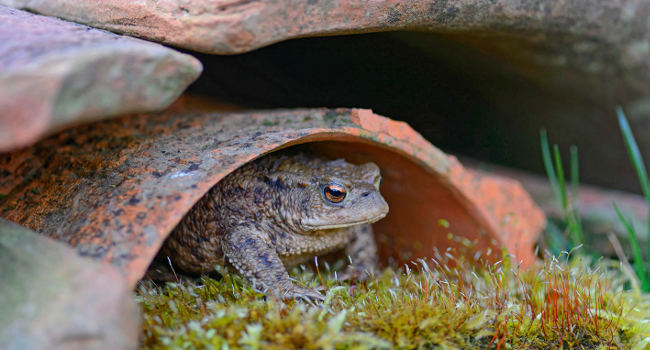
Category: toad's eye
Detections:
[{"x1": 323, "y1": 184, "x2": 347, "y2": 203}]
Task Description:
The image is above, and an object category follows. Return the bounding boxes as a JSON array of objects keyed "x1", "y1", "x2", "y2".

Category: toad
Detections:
[{"x1": 162, "y1": 152, "x2": 389, "y2": 301}]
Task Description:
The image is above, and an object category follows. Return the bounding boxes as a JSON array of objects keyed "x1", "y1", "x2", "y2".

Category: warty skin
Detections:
[{"x1": 163, "y1": 152, "x2": 389, "y2": 301}]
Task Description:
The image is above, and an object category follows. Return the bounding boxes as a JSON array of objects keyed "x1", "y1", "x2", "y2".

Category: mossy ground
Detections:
[{"x1": 137, "y1": 253, "x2": 650, "y2": 349}]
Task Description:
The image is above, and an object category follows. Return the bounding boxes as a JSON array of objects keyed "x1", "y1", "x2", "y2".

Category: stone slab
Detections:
[
  {"x1": 0, "y1": 218, "x2": 139, "y2": 350},
  {"x1": 2, "y1": 0, "x2": 645, "y2": 61},
  {"x1": 0, "y1": 6, "x2": 202, "y2": 152}
]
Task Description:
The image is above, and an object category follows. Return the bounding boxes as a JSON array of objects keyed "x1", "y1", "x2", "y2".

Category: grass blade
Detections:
[
  {"x1": 540, "y1": 129, "x2": 561, "y2": 202},
  {"x1": 570, "y1": 145, "x2": 579, "y2": 200},
  {"x1": 570, "y1": 207, "x2": 584, "y2": 247},
  {"x1": 553, "y1": 144, "x2": 584, "y2": 246},
  {"x1": 613, "y1": 201, "x2": 648, "y2": 290},
  {"x1": 541, "y1": 130, "x2": 584, "y2": 247},
  {"x1": 617, "y1": 107, "x2": 650, "y2": 199},
  {"x1": 616, "y1": 106, "x2": 650, "y2": 286},
  {"x1": 553, "y1": 145, "x2": 568, "y2": 212},
  {"x1": 568, "y1": 145, "x2": 584, "y2": 246}
]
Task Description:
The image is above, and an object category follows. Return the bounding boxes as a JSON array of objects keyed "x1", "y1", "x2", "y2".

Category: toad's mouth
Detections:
[{"x1": 303, "y1": 211, "x2": 388, "y2": 231}]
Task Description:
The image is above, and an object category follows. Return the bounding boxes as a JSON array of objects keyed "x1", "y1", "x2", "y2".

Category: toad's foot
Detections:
[
  {"x1": 223, "y1": 226, "x2": 325, "y2": 303},
  {"x1": 276, "y1": 285, "x2": 325, "y2": 303}
]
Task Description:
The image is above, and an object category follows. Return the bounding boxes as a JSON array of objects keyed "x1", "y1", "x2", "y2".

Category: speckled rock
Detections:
[
  {"x1": 0, "y1": 6, "x2": 202, "y2": 152},
  {"x1": 0, "y1": 219, "x2": 139, "y2": 350},
  {"x1": 0, "y1": 97, "x2": 545, "y2": 287}
]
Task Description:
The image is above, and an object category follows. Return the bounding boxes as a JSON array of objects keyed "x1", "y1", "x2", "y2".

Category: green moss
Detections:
[
  {"x1": 262, "y1": 120, "x2": 279, "y2": 127},
  {"x1": 137, "y1": 256, "x2": 650, "y2": 349}
]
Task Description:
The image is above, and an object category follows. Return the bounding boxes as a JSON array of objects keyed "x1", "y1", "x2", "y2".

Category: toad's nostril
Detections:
[{"x1": 362, "y1": 192, "x2": 371, "y2": 197}]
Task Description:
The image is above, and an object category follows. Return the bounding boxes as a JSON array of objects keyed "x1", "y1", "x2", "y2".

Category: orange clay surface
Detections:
[{"x1": 0, "y1": 96, "x2": 544, "y2": 287}]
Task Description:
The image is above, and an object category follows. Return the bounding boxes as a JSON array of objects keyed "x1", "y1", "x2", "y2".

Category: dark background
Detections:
[{"x1": 186, "y1": 31, "x2": 648, "y2": 194}]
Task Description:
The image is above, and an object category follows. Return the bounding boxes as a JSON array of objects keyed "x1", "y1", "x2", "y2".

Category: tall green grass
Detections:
[
  {"x1": 539, "y1": 130, "x2": 584, "y2": 247},
  {"x1": 615, "y1": 107, "x2": 650, "y2": 292},
  {"x1": 540, "y1": 108, "x2": 650, "y2": 292}
]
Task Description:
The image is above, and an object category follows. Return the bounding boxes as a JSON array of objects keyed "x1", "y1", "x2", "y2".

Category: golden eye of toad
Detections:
[{"x1": 324, "y1": 184, "x2": 346, "y2": 203}]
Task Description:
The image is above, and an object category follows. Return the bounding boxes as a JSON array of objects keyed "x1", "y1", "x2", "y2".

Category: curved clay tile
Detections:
[{"x1": 0, "y1": 97, "x2": 544, "y2": 287}]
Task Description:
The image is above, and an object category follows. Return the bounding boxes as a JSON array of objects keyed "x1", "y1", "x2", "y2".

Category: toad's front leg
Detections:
[{"x1": 221, "y1": 225, "x2": 325, "y2": 302}]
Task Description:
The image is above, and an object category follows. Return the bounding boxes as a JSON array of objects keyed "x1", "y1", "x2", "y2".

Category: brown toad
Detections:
[{"x1": 162, "y1": 152, "x2": 389, "y2": 301}]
